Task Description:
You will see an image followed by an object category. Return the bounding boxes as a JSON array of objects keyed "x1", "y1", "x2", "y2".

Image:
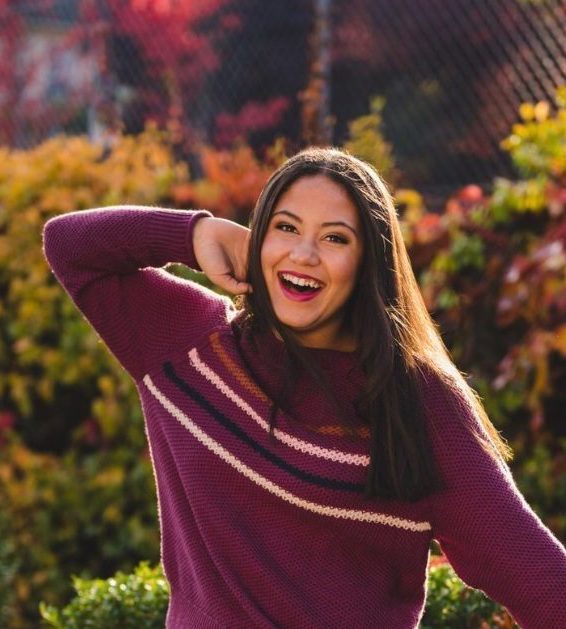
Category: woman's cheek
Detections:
[{"x1": 262, "y1": 234, "x2": 284, "y2": 265}]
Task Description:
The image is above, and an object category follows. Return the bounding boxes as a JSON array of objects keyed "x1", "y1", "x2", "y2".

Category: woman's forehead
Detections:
[{"x1": 272, "y1": 175, "x2": 360, "y2": 224}]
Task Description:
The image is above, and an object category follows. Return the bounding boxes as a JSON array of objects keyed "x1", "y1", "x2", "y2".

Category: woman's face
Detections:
[{"x1": 260, "y1": 174, "x2": 363, "y2": 350}]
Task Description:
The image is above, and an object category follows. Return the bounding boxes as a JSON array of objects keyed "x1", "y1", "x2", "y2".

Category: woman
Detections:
[{"x1": 43, "y1": 147, "x2": 566, "y2": 628}]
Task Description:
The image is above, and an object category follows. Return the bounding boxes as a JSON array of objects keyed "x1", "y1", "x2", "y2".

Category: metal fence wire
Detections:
[{"x1": 1, "y1": 0, "x2": 565, "y2": 198}]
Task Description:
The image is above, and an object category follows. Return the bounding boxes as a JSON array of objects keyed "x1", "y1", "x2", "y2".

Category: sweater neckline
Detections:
[{"x1": 232, "y1": 316, "x2": 358, "y2": 370}]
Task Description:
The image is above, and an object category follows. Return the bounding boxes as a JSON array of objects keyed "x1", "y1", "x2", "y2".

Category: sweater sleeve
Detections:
[
  {"x1": 42, "y1": 206, "x2": 233, "y2": 381},
  {"x1": 424, "y1": 372, "x2": 566, "y2": 629}
]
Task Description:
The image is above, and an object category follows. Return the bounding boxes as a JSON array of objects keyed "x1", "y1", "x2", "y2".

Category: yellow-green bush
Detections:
[
  {"x1": 0, "y1": 432, "x2": 159, "y2": 627},
  {"x1": 343, "y1": 96, "x2": 396, "y2": 181},
  {"x1": 0, "y1": 127, "x2": 188, "y2": 429},
  {"x1": 399, "y1": 90, "x2": 566, "y2": 540},
  {"x1": 0, "y1": 128, "x2": 189, "y2": 625}
]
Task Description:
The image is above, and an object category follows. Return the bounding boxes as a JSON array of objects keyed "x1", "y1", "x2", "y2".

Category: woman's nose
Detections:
[{"x1": 289, "y1": 239, "x2": 319, "y2": 265}]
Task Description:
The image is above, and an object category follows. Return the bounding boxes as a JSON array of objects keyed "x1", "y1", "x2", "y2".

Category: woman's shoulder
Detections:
[
  {"x1": 415, "y1": 360, "x2": 509, "y2": 473},
  {"x1": 132, "y1": 270, "x2": 237, "y2": 373},
  {"x1": 414, "y1": 362, "x2": 482, "y2": 435}
]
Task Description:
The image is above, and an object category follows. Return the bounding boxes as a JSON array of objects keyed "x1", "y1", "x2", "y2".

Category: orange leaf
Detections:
[{"x1": 551, "y1": 325, "x2": 566, "y2": 356}]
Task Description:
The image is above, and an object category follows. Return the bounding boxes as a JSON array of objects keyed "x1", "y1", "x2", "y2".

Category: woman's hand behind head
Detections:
[{"x1": 193, "y1": 216, "x2": 252, "y2": 295}]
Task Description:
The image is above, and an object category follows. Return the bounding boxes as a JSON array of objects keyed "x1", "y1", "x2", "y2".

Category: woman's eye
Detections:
[
  {"x1": 274, "y1": 222, "x2": 297, "y2": 233},
  {"x1": 326, "y1": 234, "x2": 348, "y2": 244}
]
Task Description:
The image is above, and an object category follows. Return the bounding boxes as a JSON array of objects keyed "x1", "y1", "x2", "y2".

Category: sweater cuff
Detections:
[{"x1": 185, "y1": 210, "x2": 213, "y2": 271}]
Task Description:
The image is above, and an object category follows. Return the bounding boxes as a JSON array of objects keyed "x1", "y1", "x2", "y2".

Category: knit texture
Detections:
[{"x1": 43, "y1": 206, "x2": 566, "y2": 629}]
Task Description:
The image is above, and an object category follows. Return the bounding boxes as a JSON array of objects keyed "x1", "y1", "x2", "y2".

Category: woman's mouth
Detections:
[{"x1": 277, "y1": 272, "x2": 323, "y2": 302}]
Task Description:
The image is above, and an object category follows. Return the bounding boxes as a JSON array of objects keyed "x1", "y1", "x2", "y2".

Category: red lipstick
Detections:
[{"x1": 277, "y1": 272, "x2": 323, "y2": 302}]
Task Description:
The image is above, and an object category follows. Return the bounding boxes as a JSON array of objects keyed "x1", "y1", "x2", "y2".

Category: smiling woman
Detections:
[
  {"x1": 43, "y1": 147, "x2": 566, "y2": 628},
  {"x1": 260, "y1": 175, "x2": 363, "y2": 350}
]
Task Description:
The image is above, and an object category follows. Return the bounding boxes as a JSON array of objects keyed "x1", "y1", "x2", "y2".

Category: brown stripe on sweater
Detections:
[
  {"x1": 210, "y1": 331, "x2": 270, "y2": 403},
  {"x1": 210, "y1": 331, "x2": 370, "y2": 440}
]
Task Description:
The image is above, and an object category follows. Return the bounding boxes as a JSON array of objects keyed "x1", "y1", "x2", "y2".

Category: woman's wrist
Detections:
[{"x1": 187, "y1": 211, "x2": 213, "y2": 271}]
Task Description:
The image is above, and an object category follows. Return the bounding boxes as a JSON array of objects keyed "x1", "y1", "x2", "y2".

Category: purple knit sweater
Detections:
[{"x1": 43, "y1": 206, "x2": 566, "y2": 629}]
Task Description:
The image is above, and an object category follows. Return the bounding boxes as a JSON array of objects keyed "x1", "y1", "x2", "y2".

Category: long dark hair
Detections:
[{"x1": 239, "y1": 147, "x2": 512, "y2": 502}]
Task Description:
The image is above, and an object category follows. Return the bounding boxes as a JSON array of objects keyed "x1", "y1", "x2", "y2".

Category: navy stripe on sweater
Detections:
[{"x1": 163, "y1": 361, "x2": 365, "y2": 493}]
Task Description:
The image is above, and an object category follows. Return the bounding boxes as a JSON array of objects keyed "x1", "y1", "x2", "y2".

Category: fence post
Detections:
[{"x1": 301, "y1": 0, "x2": 334, "y2": 146}]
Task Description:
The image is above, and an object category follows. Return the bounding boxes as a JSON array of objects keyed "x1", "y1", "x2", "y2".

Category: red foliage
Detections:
[
  {"x1": 214, "y1": 97, "x2": 290, "y2": 146},
  {"x1": 497, "y1": 220, "x2": 566, "y2": 329},
  {"x1": 445, "y1": 184, "x2": 486, "y2": 219},
  {"x1": 0, "y1": 0, "x2": 240, "y2": 145},
  {"x1": 428, "y1": 554, "x2": 449, "y2": 568},
  {"x1": 0, "y1": 1, "x2": 24, "y2": 144},
  {"x1": 332, "y1": 0, "x2": 381, "y2": 64},
  {"x1": 107, "y1": 1, "x2": 233, "y2": 80},
  {"x1": 82, "y1": 0, "x2": 239, "y2": 131},
  {"x1": 0, "y1": 410, "x2": 15, "y2": 446},
  {"x1": 171, "y1": 142, "x2": 286, "y2": 221}
]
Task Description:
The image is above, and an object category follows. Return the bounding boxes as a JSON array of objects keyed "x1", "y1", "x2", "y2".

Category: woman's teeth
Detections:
[{"x1": 280, "y1": 272, "x2": 322, "y2": 290}]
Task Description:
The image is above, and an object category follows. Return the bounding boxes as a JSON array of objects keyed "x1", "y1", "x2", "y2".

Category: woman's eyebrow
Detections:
[
  {"x1": 272, "y1": 209, "x2": 358, "y2": 237},
  {"x1": 272, "y1": 209, "x2": 302, "y2": 222},
  {"x1": 322, "y1": 220, "x2": 358, "y2": 237}
]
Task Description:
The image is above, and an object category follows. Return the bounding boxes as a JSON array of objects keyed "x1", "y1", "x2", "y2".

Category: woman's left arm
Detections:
[{"x1": 424, "y1": 373, "x2": 566, "y2": 629}]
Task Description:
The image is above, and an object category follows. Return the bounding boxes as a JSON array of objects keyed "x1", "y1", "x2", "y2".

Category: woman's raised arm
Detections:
[
  {"x1": 42, "y1": 206, "x2": 235, "y2": 381},
  {"x1": 424, "y1": 372, "x2": 566, "y2": 628}
]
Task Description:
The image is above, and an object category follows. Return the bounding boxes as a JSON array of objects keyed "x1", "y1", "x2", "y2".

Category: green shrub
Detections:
[
  {"x1": 0, "y1": 430, "x2": 160, "y2": 626},
  {"x1": 39, "y1": 561, "x2": 517, "y2": 629},
  {"x1": 514, "y1": 439, "x2": 566, "y2": 537},
  {"x1": 0, "y1": 511, "x2": 19, "y2": 627},
  {"x1": 40, "y1": 562, "x2": 169, "y2": 629},
  {"x1": 421, "y1": 564, "x2": 517, "y2": 628}
]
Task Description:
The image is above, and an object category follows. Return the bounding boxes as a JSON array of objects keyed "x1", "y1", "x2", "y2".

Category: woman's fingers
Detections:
[
  {"x1": 218, "y1": 223, "x2": 252, "y2": 295},
  {"x1": 211, "y1": 271, "x2": 252, "y2": 295},
  {"x1": 216, "y1": 240, "x2": 252, "y2": 294}
]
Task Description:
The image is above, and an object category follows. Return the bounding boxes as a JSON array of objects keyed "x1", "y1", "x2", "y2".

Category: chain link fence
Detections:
[
  {"x1": 1, "y1": 0, "x2": 564, "y2": 197},
  {"x1": 330, "y1": 0, "x2": 566, "y2": 197}
]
